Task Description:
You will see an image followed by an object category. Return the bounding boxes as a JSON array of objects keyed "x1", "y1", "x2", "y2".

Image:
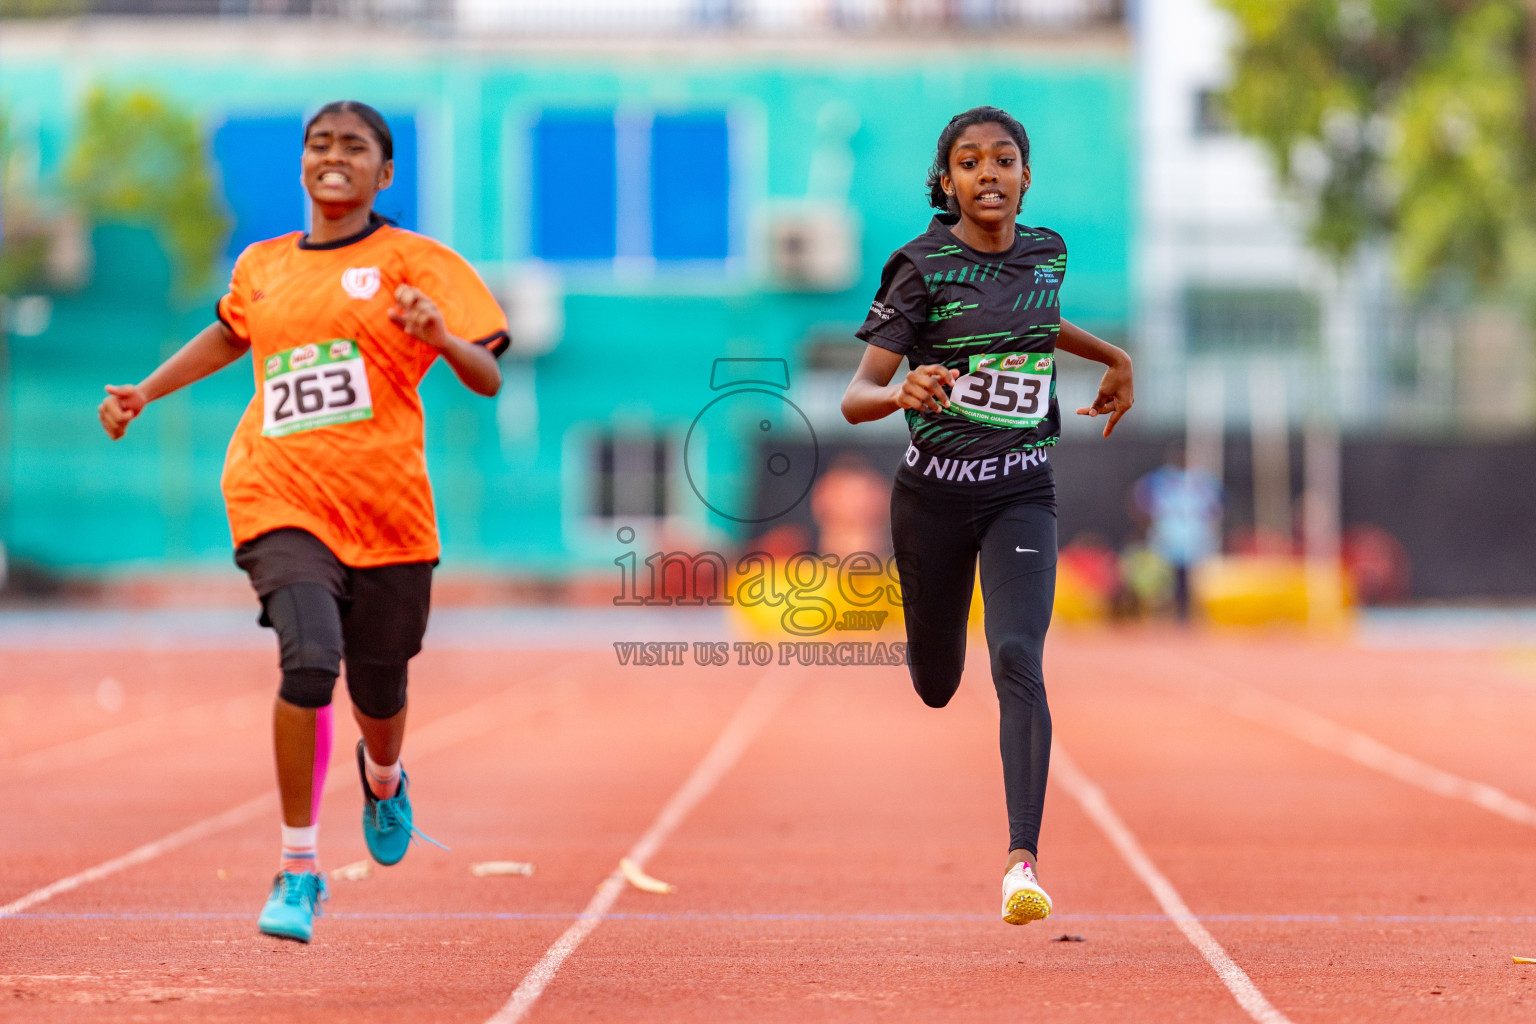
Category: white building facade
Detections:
[{"x1": 1134, "y1": 0, "x2": 1524, "y2": 436}]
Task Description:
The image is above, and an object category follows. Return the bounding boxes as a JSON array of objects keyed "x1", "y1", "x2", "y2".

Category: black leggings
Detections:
[{"x1": 889, "y1": 446, "x2": 1057, "y2": 856}]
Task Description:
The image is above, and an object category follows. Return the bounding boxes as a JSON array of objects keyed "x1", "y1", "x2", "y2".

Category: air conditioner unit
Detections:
[
  {"x1": 496, "y1": 260, "x2": 564, "y2": 358},
  {"x1": 768, "y1": 203, "x2": 860, "y2": 292}
]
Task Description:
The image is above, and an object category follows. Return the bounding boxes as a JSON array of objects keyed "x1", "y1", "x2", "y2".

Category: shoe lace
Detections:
[
  {"x1": 280, "y1": 871, "x2": 329, "y2": 915},
  {"x1": 374, "y1": 794, "x2": 450, "y2": 852}
]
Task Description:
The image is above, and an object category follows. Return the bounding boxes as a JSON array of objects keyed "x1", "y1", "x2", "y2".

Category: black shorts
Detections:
[{"x1": 234, "y1": 528, "x2": 435, "y2": 665}]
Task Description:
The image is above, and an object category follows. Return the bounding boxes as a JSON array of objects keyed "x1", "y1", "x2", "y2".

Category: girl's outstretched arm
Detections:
[
  {"x1": 1058, "y1": 318, "x2": 1134, "y2": 437},
  {"x1": 99, "y1": 321, "x2": 251, "y2": 440}
]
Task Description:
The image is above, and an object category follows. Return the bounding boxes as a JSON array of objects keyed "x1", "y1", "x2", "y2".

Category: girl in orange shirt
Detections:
[{"x1": 99, "y1": 101, "x2": 510, "y2": 943}]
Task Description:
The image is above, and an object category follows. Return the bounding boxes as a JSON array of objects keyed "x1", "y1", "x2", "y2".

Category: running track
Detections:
[{"x1": 3, "y1": 616, "x2": 1536, "y2": 1021}]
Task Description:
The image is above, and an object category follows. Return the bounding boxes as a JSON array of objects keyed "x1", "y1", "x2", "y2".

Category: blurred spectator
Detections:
[
  {"x1": 809, "y1": 454, "x2": 891, "y2": 556},
  {"x1": 1342, "y1": 524, "x2": 1411, "y2": 605},
  {"x1": 1057, "y1": 532, "x2": 1126, "y2": 621},
  {"x1": 1133, "y1": 455, "x2": 1222, "y2": 620},
  {"x1": 1119, "y1": 543, "x2": 1174, "y2": 618}
]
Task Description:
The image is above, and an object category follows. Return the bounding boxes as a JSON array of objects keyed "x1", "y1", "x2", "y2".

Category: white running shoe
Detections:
[{"x1": 1001, "y1": 863, "x2": 1052, "y2": 925}]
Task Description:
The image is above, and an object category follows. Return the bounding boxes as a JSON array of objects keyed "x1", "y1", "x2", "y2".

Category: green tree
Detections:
[
  {"x1": 0, "y1": 109, "x2": 51, "y2": 295},
  {"x1": 63, "y1": 86, "x2": 229, "y2": 294},
  {"x1": 0, "y1": 0, "x2": 88, "y2": 16},
  {"x1": 1218, "y1": 0, "x2": 1533, "y2": 294}
]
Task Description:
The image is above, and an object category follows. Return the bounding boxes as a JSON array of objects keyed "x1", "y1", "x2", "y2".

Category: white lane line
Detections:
[
  {"x1": 0, "y1": 659, "x2": 594, "y2": 919},
  {"x1": 1052, "y1": 746, "x2": 1294, "y2": 1024},
  {"x1": 485, "y1": 670, "x2": 795, "y2": 1024},
  {"x1": 1181, "y1": 662, "x2": 1536, "y2": 829},
  {"x1": 0, "y1": 793, "x2": 275, "y2": 918}
]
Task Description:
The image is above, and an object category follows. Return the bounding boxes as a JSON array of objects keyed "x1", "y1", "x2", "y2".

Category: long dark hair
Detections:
[
  {"x1": 925, "y1": 106, "x2": 1030, "y2": 215},
  {"x1": 304, "y1": 100, "x2": 394, "y2": 162}
]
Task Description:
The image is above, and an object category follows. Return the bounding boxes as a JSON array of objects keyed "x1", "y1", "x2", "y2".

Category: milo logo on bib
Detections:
[
  {"x1": 261, "y1": 339, "x2": 374, "y2": 438},
  {"x1": 949, "y1": 351, "x2": 1054, "y2": 429}
]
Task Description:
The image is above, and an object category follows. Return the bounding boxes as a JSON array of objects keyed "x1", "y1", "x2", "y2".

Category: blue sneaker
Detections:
[
  {"x1": 357, "y1": 739, "x2": 448, "y2": 866},
  {"x1": 257, "y1": 871, "x2": 327, "y2": 943}
]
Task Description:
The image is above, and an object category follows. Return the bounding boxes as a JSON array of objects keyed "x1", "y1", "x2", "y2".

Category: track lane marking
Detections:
[
  {"x1": 1175, "y1": 657, "x2": 1536, "y2": 829},
  {"x1": 14, "y1": 910, "x2": 1536, "y2": 923},
  {"x1": 485, "y1": 669, "x2": 795, "y2": 1024},
  {"x1": 0, "y1": 658, "x2": 598, "y2": 918},
  {"x1": 0, "y1": 793, "x2": 277, "y2": 919},
  {"x1": 1053, "y1": 746, "x2": 1295, "y2": 1024}
]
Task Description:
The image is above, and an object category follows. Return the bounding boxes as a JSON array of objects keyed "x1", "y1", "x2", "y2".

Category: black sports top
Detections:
[{"x1": 855, "y1": 215, "x2": 1066, "y2": 459}]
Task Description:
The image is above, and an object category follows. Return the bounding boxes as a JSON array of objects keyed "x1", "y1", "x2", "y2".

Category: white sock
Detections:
[
  {"x1": 280, "y1": 823, "x2": 320, "y2": 874},
  {"x1": 364, "y1": 749, "x2": 401, "y2": 799}
]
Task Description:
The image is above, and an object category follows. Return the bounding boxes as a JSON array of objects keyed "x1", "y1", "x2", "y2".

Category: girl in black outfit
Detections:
[{"x1": 841, "y1": 106, "x2": 1134, "y2": 924}]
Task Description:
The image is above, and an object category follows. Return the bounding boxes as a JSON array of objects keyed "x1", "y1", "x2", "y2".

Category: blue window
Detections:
[
  {"x1": 532, "y1": 112, "x2": 617, "y2": 261},
  {"x1": 374, "y1": 113, "x2": 419, "y2": 232},
  {"x1": 650, "y1": 112, "x2": 730, "y2": 261},
  {"x1": 215, "y1": 112, "x2": 420, "y2": 259},
  {"x1": 529, "y1": 109, "x2": 731, "y2": 266},
  {"x1": 215, "y1": 116, "x2": 305, "y2": 258}
]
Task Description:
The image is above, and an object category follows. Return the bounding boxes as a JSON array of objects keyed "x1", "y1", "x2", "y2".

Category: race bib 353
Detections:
[
  {"x1": 261, "y1": 340, "x2": 374, "y2": 438},
  {"x1": 948, "y1": 352, "x2": 1053, "y2": 429}
]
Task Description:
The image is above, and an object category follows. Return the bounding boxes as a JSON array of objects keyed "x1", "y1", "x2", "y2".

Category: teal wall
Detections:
[{"x1": 0, "y1": 46, "x2": 1132, "y2": 576}]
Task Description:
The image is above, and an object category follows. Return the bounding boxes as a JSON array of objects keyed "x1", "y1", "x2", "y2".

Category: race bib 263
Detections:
[
  {"x1": 261, "y1": 340, "x2": 374, "y2": 438},
  {"x1": 948, "y1": 351, "x2": 1053, "y2": 429}
]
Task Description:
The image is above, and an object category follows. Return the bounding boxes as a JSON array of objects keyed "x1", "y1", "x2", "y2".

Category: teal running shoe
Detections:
[
  {"x1": 357, "y1": 739, "x2": 448, "y2": 866},
  {"x1": 257, "y1": 871, "x2": 328, "y2": 943}
]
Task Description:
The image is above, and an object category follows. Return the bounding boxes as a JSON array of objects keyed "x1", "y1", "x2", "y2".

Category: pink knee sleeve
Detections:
[{"x1": 312, "y1": 703, "x2": 334, "y2": 821}]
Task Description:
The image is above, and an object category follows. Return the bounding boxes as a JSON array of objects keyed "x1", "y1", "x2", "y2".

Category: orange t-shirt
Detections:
[{"x1": 217, "y1": 222, "x2": 509, "y2": 568}]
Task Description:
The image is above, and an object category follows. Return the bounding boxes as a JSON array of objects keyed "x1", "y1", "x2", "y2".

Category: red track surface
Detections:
[{"x1": 4, "y1": 628, "x2": 1536, "y2": 1022}]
